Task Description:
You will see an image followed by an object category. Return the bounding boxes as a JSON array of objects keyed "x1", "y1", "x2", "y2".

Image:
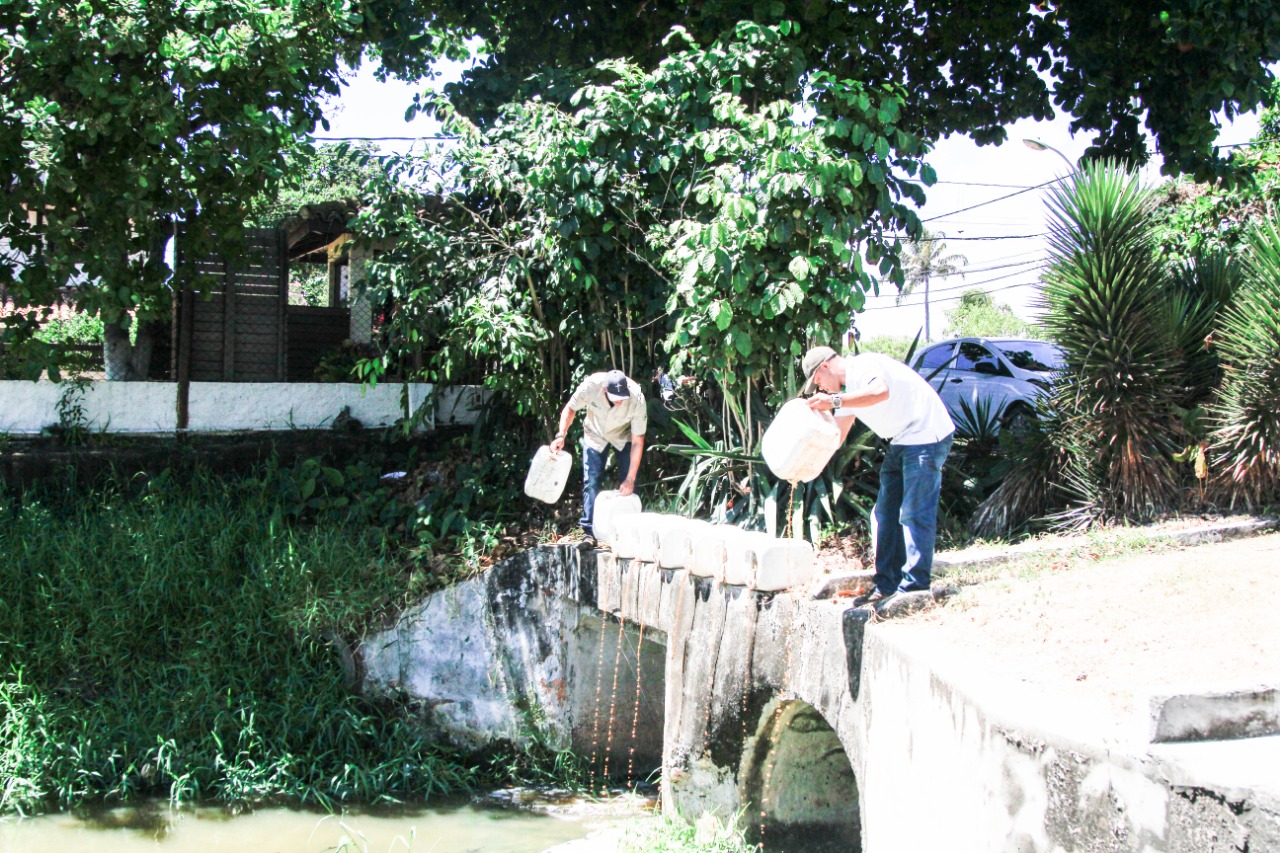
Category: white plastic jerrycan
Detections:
[
  {"x1": 615, "y1": 512, "x2": 665, "y2": 562},
  {"x1": 659, "y1": 517, "x2": 709, "y2": 569},
  {"x1": 753, "y1": 538, "x2": 817, "y2": 592},
  {"x1": 593, "y1": 490, "x2": 642, "y2": 546},
  {"x1": 723, "y1": 530, "x2": 774, "y2": 586},
  {"x1": 690, "y1": 525, "x2": 746, "y2": 579},
  {"x1": 761, "y1": 398, "x2": 843, "y2": 483},
  {"x1": 524, "y1": 445, "x2": 573, "y2": 504}
]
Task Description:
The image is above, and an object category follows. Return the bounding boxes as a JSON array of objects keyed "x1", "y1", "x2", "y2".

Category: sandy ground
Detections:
[{"x1": 881, "y1": 531, "x2": 1280, "y2": 716}]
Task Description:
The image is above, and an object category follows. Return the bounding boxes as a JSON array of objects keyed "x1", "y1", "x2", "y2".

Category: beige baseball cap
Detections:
[{"x1": 801, "y1": 345, "x2": 837, "y2": 393}]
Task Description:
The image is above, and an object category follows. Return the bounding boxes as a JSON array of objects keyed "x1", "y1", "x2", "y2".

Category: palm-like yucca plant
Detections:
[
  {"x1": 1162, "y1": 251, "x2": 1242, "y2": 408},
  {"x1": 1038, "y1": 159, "x2": 1183, "y2": 525},
  {"x1": 1208, "y1": 219, "x2": 1280, "y2": 506}
]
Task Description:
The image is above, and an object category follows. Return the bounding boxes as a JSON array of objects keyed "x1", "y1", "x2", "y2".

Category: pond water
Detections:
[{"x1": 0, "y1": 797, "x2": 603, "y2": 853}]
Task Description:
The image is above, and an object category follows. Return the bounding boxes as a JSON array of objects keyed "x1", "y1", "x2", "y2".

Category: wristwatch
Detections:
[{"x1": 830, "y1": 393, "x2": 842, "y2": 412}]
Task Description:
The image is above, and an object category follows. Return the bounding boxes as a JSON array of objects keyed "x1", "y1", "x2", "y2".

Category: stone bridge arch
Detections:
[{"x1": 741, "y1": 699, "x2": 862, "y2": 852}]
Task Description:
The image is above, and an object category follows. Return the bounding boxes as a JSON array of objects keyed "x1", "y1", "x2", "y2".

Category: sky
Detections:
[{"x1": 319, "y1": 62, "x2": 1264, "y2": 342}]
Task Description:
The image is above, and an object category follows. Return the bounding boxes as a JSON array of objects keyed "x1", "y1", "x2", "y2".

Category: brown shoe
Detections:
[{"x1": 855, "y1": 588, "x2": 896, "y2": 607}]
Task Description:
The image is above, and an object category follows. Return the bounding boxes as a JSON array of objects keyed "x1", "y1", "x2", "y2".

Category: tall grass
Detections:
[{"x1": 0, "y1": 467, "x2": 478, "y2": 815}]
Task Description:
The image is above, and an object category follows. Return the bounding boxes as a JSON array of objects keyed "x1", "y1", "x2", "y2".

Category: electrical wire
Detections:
[
  {"x1": 861, "y1": 277, "x2": 1042, "y2": 312},
  {"x1": 921, "y1": 177, "x2": 1066, "y2": 224},
  {"x1": 865, "y1": 263, "x2": 1048, "y2": 308}
]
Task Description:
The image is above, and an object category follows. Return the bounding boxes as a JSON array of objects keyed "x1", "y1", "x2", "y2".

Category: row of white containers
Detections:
[{"x1": 593, "y1": 491, "x2": 817, "y2": 592}]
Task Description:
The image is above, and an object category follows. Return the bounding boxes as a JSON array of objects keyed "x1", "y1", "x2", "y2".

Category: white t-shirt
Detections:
[
  {"x1": 841, "y1": 353, "x2": 953, "y2": 445},
  {"x1": 568, "y1": 373, "x2": 648, "y2": 452}
]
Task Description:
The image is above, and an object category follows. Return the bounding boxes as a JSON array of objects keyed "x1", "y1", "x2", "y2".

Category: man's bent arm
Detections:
[
  {"x1": 549, "y1": 404, "x2": 577, "y2": 453},
  {"x1": 620, "y1": 434, "x2": 645, "y2": 496}
]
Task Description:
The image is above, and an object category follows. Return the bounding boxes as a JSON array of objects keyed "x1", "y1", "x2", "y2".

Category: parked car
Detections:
[{"x1": 910, "y1": 337, "x2": 1064, "y2": 433}]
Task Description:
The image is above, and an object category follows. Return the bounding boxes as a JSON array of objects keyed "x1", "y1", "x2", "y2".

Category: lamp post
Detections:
[{"x1": 1022, "y1": 138, "x2": 1076, "y2": 174}]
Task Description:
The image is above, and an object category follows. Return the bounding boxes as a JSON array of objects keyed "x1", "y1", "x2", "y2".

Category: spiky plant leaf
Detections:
[
  {"x1": 1209, "y1": 219, "x2": 1280, "y2": 505},
  {"x1": 1163, "y1": 251, "x2": 1241, "y2": 410},
  {"x1": 1038, "y1": 159, "x2": 1182, "y2": 525},
  {"x1": 969, "y1": 405, "x2": 1070, "y2": 538}
]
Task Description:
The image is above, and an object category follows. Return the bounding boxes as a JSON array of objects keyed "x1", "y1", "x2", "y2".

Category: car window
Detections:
[
  {"x1": 916, "y1": 344, "x2": 954, "y2": 371},
  {"x1": 994, "y1": 341, "x2": 1063, "y2": 372},
  {"x1": 955, "y1": 342, "x2": 1010, "y2": 376}
]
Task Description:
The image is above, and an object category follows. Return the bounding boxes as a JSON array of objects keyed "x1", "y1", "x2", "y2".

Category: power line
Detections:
[
  {"x1": 901, "y1": 233, "x2": 1046, "y2": 242},
  {"x1": 311, "y1": 135, "x2": 457, "y2": 142},
  {"x1": 862, "y1": 277, "x2": 1041, "y2": 312},
  {"x1": 922, "y1": 177, "x2": 1066, "y2": 224},
  {"x1": 907, "y1": 178, "x2": 1049, "y2": 189},
  {"x1": 931, "y1": 256, "x2": 1047, "y2": 278},
  {"x1": 866, "y1": 264, "x2": 1047, "y2": 309}
]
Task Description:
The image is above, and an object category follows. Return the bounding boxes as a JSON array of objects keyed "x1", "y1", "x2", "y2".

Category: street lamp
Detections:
[{"x1": 1022, "y1": 138, "x2": 1076, "y2": 174}]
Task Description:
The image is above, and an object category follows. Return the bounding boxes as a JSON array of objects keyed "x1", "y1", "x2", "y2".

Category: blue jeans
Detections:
[
  {"x1": 873, "y1": 434, "x2": 953, "y2": 594},
  {"x1": 580, "y1": 441, "x2": 632, "y2": 536}
]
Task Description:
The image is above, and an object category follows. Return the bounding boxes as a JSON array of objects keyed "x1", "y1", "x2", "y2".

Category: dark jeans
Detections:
[
  {"x1": 580, "y1": 441, "x2": 632, "y2": 536},
  {"x1": 873, "y1": 434, "x2": 953, "y2": 594}
]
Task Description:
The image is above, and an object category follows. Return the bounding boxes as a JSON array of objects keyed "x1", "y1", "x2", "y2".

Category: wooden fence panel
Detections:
[
  {"x1": 175, "y1": 228, "x2": 288, "y2": 381},
  {"x1": 286, "y1": 306, "x2": 349, "y2": 381}
]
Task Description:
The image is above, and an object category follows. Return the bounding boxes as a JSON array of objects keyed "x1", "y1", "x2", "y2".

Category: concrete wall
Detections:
[
  {"x1": 359, "y1": 543, "x2": 1279, "y2": 852},
  {"x1": 358, "y1": 547, "x2": 666, "y2": 777},
  {"x1": 0, "y1": 380, "x2": 489, "y2": 434}
]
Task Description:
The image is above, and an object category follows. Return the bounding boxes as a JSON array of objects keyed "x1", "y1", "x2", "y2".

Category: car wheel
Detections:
[{"x1": 1001, "y1": 404, "x2": 1036, "y2": 439}]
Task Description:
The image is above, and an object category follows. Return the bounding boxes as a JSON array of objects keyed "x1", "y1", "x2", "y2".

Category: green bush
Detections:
[
  {"x1": 1209, "y1": 220, "x2": 1280, "y2": 505},
  {"x1": 35, "y1": 312, "x2": 104, "y2": 346},
  {"x1": 0, "y1": 454, "x2": 547, "y2": 816},
  {"x1": 1035, "y1": 160, "x2": 1185, "y2": 527}
]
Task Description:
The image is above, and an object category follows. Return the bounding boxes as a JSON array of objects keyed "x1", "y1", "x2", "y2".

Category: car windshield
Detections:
[{"x1": 994, "y1": 341, "x2": 1063, "y2": 372}]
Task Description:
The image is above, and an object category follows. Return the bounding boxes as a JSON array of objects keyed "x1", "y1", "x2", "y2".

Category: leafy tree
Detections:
[
  {"x1": 247, "y1": 142, "x2": 388, "y2": 230},
  {"x1": 1152, "y1": 129, "x2": 1280, "y2": 264},
  {"x1": 386, "y1": 0, "x2": 1280, "y2": 178},
  {"x1": 356, "y1": 21, "x2": 932, "y2": 438},
  {"x1": 941, "y1": 289, "x2": 1035, "y2": 339},
  {"x1": 897, "y1": 229, "x2": 968, "y2": 340},
  {"x1": 0, "y1": 0, "x2": 384, "y2": 378}
]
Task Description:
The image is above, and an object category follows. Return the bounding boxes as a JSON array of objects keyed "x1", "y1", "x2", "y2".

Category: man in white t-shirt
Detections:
[
  {"x1": 550, "y1": 369, "x2": 647, "y2": 544},
  {"x1": 802, "y1": 346, "x2": 955, "y2": 603}
]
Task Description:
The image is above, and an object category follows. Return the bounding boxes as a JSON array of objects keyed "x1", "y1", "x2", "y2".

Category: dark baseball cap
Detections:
[{"x1": 604, "y1": 370, "x2": 631, "y2": 400}]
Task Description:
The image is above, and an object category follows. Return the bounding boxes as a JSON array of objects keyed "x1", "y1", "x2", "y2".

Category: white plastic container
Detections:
[
  {"x1": 635, "y1": 513, "x2": 671, "y2": 563},
  {"x1": 659, "y1": 518, "x2": 709, "y2": 569},
  {"x1": 593, "y1": 490, "x2": 642, "y2": 546},
  {"x1": 690, "y1": 525, "x2": 746, "y2": 579},
  {"x1": 615, "y1": 512, "x2": 665, "y2": 562},
  {"x1": 723, "y1": 531, "x2": 773, "y2": 586},
  {"x1": 753, "y1": 538, "x2": 817, "y2": 591},
  {"x1": 523, "y1": 445, "x2": 573, "y2": 504},
  {"x1": 761, "y1": 398, "x2": 843, "y2": 483}
]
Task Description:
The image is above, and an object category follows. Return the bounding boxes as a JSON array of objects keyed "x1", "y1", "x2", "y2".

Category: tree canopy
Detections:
[
  {"x1": 0, "y1": 0, "x2": 380, "y2": 374},
  {"x1": 383, "y1": 0, "x2": 1280, "y2": 179},
  {"x1": 941, "y1": 289, "x2": 1037, "y2": 339},
  {"x1": 356, "y1": 21, "x2": 931, "y2": 429},
  {"x1": 5, "y1": 0, "x2": 1279, "y2": 381}
]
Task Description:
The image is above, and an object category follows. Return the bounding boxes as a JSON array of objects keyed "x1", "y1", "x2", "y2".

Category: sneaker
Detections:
[{"x1": 855, "y1": 588, "x2": 896, "y2": 607}]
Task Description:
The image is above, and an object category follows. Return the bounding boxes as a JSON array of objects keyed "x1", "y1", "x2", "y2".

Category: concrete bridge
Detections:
[{"x1": 358, "y1": 531, "x2": 1280, "y2": 852}]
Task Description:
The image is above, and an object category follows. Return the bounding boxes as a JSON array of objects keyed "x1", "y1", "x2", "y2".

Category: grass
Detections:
[
  {"x1": 619, "y1": 812, "x2": 759, "y2": 853},
  {"x1": 0, "y1": 462, "x2": 566, "y2": 816}
]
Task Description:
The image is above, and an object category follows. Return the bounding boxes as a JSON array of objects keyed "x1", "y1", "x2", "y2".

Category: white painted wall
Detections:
[{"x1": 0, "y1": 380, "x2": 488, "y2": 434}]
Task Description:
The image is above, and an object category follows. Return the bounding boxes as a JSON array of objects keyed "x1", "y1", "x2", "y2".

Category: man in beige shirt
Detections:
[{"x1": 549, "y1": 369, "x2": 647, "y2": 543}]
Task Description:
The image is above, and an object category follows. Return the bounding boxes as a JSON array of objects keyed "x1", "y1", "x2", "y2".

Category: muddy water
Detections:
[{"x1": 0, "y1": 798, "x2": 595, "y2": 853}]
